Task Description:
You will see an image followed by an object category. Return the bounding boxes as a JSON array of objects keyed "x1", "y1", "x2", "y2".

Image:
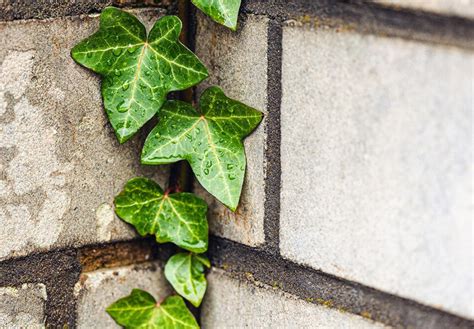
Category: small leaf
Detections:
[
  {"x1": 71, "y1": 7, "x2": 208, "y2": 143},
  {"x1": 165, "y1": 253, "x2": 210, "y2": 307},
  {"x1": 107, "y1": 289, "x2": 199, "y2": 328},
  {"x1": 114, "y1": 177, "x2": 208, "y2": 253},
  {"x1": 191, "y1": 0, "x2": 241, "y2": 30},
  {"x1": 142, "y1": 86, "x2": 263, "y2": 211}
]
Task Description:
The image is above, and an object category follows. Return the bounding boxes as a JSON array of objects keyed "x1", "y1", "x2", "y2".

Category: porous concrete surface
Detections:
[
  {"x1": 194, "y1": 13, "x2": 268, "y2": 246},
  {"x1": 375, "y1": 0, "x2": 474, "y2": 19},
  {"x1": 0, "y1": 283, "x2": 47, "y2": 328},
  {"x1": 74, "y1": 261, "x2": 172, "y2": 329},
  {"x1": 0, "y1": 9, "x2": 169, "y2": 261},
  {"x1": 280, "y1": 26, "x2": 473, "y2": 318},
  {"x1": 201, "y1": 269, "x2": 387, "y2": 328}
]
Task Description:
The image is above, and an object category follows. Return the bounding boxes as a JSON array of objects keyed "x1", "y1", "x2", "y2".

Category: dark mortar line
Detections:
[
  {"x1": 262, "y1": 18, "x2": 283, "y2": 254},
  {"x1": 0, "y1": 0, "x2": 177, "y2": 22},
  {"x1": 242, "y1": 0, "x2": 474, "y2": 50},
  {"x1": 208, "y1": 236, "x2": 474, "y2": 329},
  {"x1": 2, "y1": 236, "x2": 473, "y2": 328},
  {"x1": 0, "y1": 239, "x2": 177, "y2": 328},
  {"x1": 78, "y1": 238, "x2": 177, "y2": 272},
  {"x1": 0, "y1": 249, "x2": 81, "y2": 328}
]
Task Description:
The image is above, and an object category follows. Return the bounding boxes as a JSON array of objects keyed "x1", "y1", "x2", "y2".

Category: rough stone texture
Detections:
[
  {"x1": 375, "y1": 0, "x2": 474, "y2": 19},
  {"x1": 74, "y1": 261, "x2": 172, "y2": 329},
  {"x1": 194, "y1": 13, "x2": 268, "y2": 246},
  {"x1": 0, "y1": 9, "x2": 169, "y2": 261},
  {"x1": 0, "y1": 283, "x2": 47, "y2": 328},
  {"x1": 202, "y1": 269, "x2": 387, "y2": 328},
  {"x1": 280, "y1": 26, "x2": 473, "y2": 319}
]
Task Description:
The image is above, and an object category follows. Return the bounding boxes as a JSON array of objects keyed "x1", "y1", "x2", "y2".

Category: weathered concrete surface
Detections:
[
  {"x1": 375, "y1": 0, "x2": 474, "y2": 19},
  {"x1": 202, "y1": 269, "x2": 387, "y2": 328},
  {"x1": 194, "y1": 13, "x2": 268, "y2": 246},
  {"x1": 0, "y1": 9, "x2": 169, "y2": 261},
  {"x1": 0, "y1": 283, "x2": 47, "y2": 328},
  {"x1": 280, "y1": 26, "x2": 473, "y2": 318},
  {"x1": 74, "y1": 261, "x2": 172, "y2": 329}
]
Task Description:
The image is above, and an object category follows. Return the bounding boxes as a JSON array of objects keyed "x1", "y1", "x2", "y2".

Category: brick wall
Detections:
[{"x1": 0, "y1": 1, "x2": 472, "y2": 328}]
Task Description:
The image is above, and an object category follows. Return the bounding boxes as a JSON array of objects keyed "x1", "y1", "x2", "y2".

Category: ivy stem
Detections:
[{"x1": 167, "y1": 0, "x2": 195, "y2": 195}]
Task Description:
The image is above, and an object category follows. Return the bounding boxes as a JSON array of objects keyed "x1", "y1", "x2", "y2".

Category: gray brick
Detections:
[
  {"x1": 0, "y1": 9, "x2": 169, "y2": 261},
  {"x1": 280, "y1": 26, "x2": 473, "y2": 318},
  {"x1": 194, "y1": 14, "x2": 268, "y2": 246},
  {"x1": 0, "y1": 283, "x2": 47, "y2": 328},
  {"x1": 375, "y1": 0, "x2": 474, "y2": 19},
  {"x1": 202, "y1": 269, "x2": 387, "y2": 328},
  {"x1": 74, "y1": 262, "x2": 172, "y2": 329}
]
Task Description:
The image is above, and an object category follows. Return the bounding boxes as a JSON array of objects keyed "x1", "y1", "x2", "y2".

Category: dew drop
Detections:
[
  {"x1": 127, "y1": 46, "x2": 137, "y2": 54},
  {"x1": 206, "y1": 160, "x2": 212, "y2": 168},
  {"x1": 204, "y1": 168, "x2": 209, "y2": 175},
  {"x1": 114, "y1": 69, "x2": 122, "y2": 77},
  {"x1": 116, "y1": 100, "x2": 127, "y2": 113},
  {"x1": 112, "y1": 48, "x2": 122, "y2": 56},
  {"x1": 86, "y1": 53, "x2": 93, "y2": 58},
  {"x1": 162, "y1": 64, "x2": 171, "y2": 74},
  {"x1": 122, "y1": 83, "x2": 129, "y2": 91},
  {"x1": 228, "y1": 174, "x2": 236, "y2": 180},
  {"x1": 227, "y1": 163, "x2": 234, "y2": 170}
]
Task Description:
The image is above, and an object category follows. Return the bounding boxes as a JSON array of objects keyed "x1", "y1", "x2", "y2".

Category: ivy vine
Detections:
[{"x1": 71, "y1": 1, "x2": 258, "y2": 328}]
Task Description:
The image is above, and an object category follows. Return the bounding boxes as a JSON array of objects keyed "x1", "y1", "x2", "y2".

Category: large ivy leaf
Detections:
[
  {"x1": 141, "y1": 86, "x2": 262, "y2": 211},
  {"x1": 114, "y1": 177, "x2": 208, "y2": 253},
  {"x1": 71, "y1": 7, "x2": 208, "y2": 143},
  {"x1": 107, "y1": 289, "x2": 199, "y2": 329},
  {"x1": 192, "y1": 0, "x2": 241, "y2": 30},
  {"x1": 164, "y1": 253, "x2": 210, "y2": 307}
]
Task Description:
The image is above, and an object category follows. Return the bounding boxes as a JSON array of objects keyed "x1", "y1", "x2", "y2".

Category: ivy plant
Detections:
[
  {"x1": 72, "y1": 1, "x2": 253, "y2": 328},
  {"x1": 191, "y1": 0, "x2": 241, "y2": 30},
  {"x1": 71, "y1": 7, "x2": 208, "y2": 143},
  {"x1": 114, "y1": 177, "x2": 208, "y2": 253},
  {"x1": 107, "y1": 290, "x2": 199, "y2": 328},
  {"x1": 142, "y1": 86, "x2": 262, "y2": 210}
]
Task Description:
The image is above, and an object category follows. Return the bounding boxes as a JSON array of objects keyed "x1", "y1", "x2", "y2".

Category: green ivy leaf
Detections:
[
  {"x1": 71, "y1": 7, "x2": 208, "y2": 143},
  {"x1": 164, "y1": 253, "x2": 210, "y2": 307},
  {"x1": 114, "y1": 177, "x2": 208, "y2": 253},
  {"x1": 191, "y1": 0, "x2": 241, "y2": 30},
  {"x1": 107, "y1": 289, "x2": 199, "y2": 329},
  {"x1": 141, "y1": 86, "x2": 262, "y2": 211}
]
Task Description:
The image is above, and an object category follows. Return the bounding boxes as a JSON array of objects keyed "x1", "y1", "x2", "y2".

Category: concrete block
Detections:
[
  {"x1": 280, "y1": 26, "x2": 473, "y2": 318},
  {"x1": 0, "y1": 283, "x2": 47, "y2": 328},
  {"x1": 375, "y1": 0, "x2": 474, "y2": 19},
  {"x1": 0, "y1": 9, "x2": 169, "y2": 261},
  {"x1": 201, "y1": 269, "x2": 386, "y2": 328},
  {"x1": 74, "y1": 262, "x2": 172, "y2": 329},
  {"x1": 194, "y1": 13, "x2": 268, "y2": 246}
]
